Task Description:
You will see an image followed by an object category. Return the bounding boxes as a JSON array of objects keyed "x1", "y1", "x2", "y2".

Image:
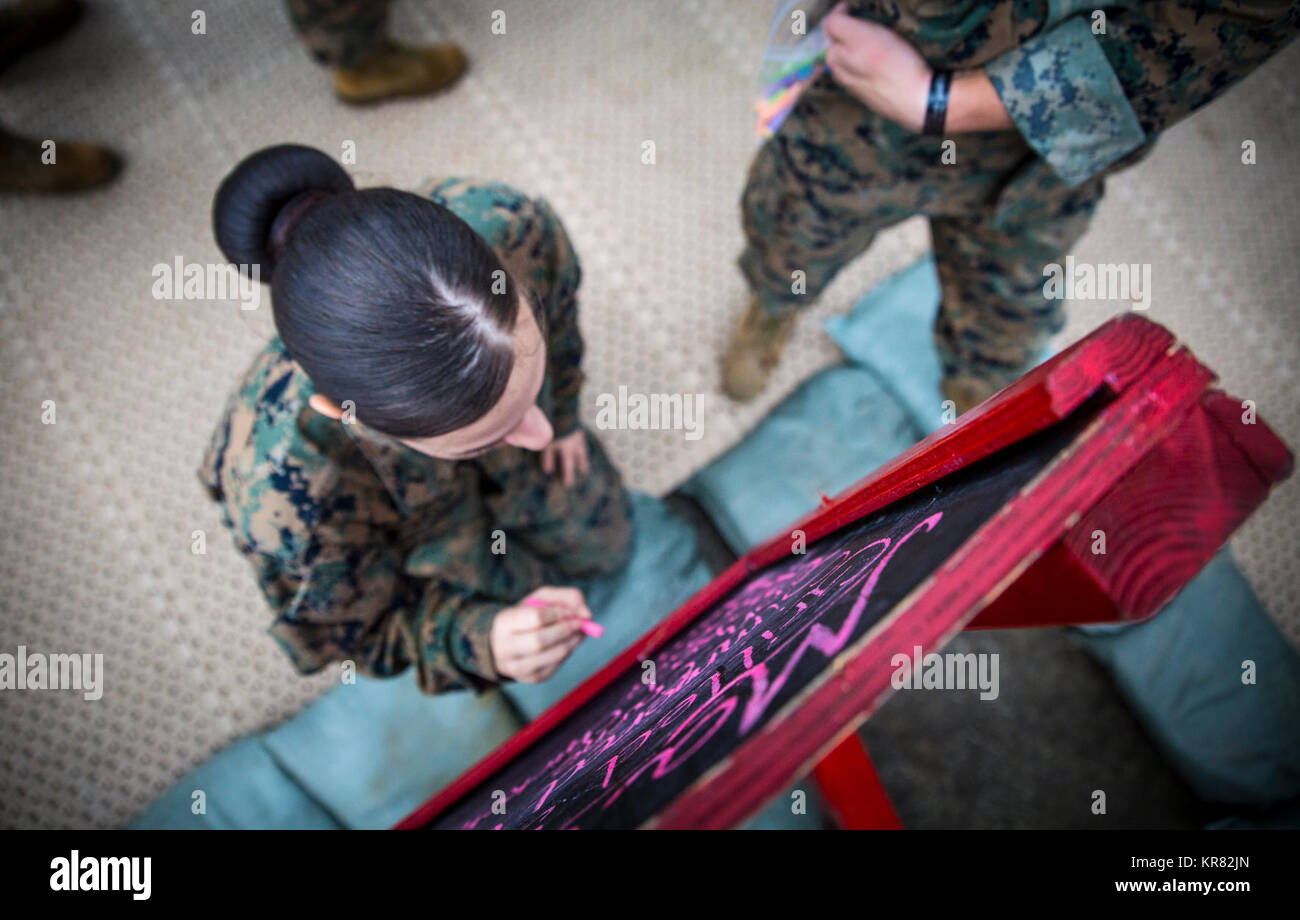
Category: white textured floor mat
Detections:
[{"x1": 0, "y1": 0, "x2": 1296, "y2": 828}]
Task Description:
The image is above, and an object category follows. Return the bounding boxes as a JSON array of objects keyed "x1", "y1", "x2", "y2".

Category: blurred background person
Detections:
[
  {"x1": 285, "y1": 0, "x2": 467, "y2": 104},
  {"x1": 0, "y1": 0, "x2": 119, "y2": 192},
  {"x1": 723, "y1": 1, "x2": 1300, "y2": 411}
]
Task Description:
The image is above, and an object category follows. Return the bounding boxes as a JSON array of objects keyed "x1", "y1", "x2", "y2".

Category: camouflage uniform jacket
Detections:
[
  {"x1": 844, "y1": 1, "x2": 1298, "y2": 190},
  {"x1": 198, "y1": 178, "x2": 587, "y2": 694}
]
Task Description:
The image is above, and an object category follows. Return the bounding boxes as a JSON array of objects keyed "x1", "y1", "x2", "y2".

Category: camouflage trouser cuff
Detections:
[
  {"x1": 549, "y1": 395, "x2": 582, "y2": 441},
  {"x1": 318, "y1": 35, "x2": 391, "y2": 70},
  {"x1": 287, "y1": 0, "x2": 391, "y2": 70},
  {"x1": 738, "y1": 252, "x2": 811, "y2": 319},
  {"x1": 449, "y1": 599, "x2": 505, "y2": 689},
  {"x1": 758, "y1": 297, "x2": 806, "y2": 321},
  {"x1": 934, "y1": 336, "x2": 1050, "y2": 408}
]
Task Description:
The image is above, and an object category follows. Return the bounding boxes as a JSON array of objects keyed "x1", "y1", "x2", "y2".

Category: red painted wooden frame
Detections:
[
  {"x1": 396, "y1": 315, "x2": 1291, "y2": 830},
  {"x1": 813, "y1": 735, "x2": 902, "y2": 830}
]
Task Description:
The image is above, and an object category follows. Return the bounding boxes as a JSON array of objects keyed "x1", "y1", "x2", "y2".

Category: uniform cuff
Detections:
[
  {"x1": 449, "y1": 600, "x2": 503, "y2": 688},
  {"x1": 549, "y1": 382, "x2": 583, "y2": 439},
  {"x1": 986, "y1": 15, "x2": 1146, "y2": 187}
]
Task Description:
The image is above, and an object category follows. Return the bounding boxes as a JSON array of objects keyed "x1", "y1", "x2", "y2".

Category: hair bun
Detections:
[{"x1": 212, "y1": 144, "x2": 354, "y2": 279}]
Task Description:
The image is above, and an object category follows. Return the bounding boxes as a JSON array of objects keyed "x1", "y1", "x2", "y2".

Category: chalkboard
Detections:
[
  {"x1": 403, "y1": 316, "x2": 1293, "y2": 830},
  {"x1": 431, "y1": 419, "x2": 1084, "y2": 829}
]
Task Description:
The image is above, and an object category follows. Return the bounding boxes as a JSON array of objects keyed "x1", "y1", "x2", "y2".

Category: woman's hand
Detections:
[
  {"x1": 489, "y1": 586, "x2": 594, "y2": 683},
  {"x1": 540, "y1": 429, "x2": 590, "y2": 487},
  {"x1": 823, "y1": 1, "x2": 932, "y2": 133}
]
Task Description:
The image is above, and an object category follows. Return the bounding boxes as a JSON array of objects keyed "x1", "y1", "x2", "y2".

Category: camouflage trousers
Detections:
[
  {"x1": 479, "y1": 428, "x2": 634, "y2": 592},
  {"x1": 739, "y1": 76, "x2": 1110, "y2": 398},
  {"x1": 284, "y1": 0, "x2": 390, "y2": 69}
]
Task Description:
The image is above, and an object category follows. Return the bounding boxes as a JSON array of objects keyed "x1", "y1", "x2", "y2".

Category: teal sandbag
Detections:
[
  {"x1": 824, "y1": 255, "x2": 945, "y2": 436},
  {"x1": 130, "y1": 678, "x2": 521, "y2": 830},
  {"x1": 680, "y1": 365, "x2": 920, "y2": 555},
  {"x1": 129, "y1": 736, "x2": 341, "y2": 830},
  {"x1": 1073, "y1": 551, "x2": 1300, "y2": 808},
  {"x1": 261, "y1": 675, "x2": 522, "y2": 829}
]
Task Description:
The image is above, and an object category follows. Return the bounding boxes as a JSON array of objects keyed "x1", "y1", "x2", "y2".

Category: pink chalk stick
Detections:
[{"x1": 524, "y1": 597, "x2": 602, "y2": 638}]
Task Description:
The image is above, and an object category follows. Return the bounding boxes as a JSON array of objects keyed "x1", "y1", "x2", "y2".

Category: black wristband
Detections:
[{"x1": 923, "y1": 70, "x2": 952, "y2": 136}]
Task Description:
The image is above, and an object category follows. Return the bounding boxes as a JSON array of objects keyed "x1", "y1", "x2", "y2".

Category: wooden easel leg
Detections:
[{"x1": 812, "y1": 734, "x2": 902, "y2": 829}]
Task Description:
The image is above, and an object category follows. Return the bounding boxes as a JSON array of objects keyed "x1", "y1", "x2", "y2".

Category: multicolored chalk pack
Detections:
[{"x1": 756, "y1": 0, "x2": 832, "y2": 138}]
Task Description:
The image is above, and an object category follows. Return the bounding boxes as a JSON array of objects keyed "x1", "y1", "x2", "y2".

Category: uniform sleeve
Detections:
[
  {"x1": 986, "y1": 3, "x2": 1300, "y2": 187},
  {"x1": 257, "y1": 526, "x2": 505, "y2": 695},
  {"x1": 528, "y1": 197, "x2": 585, "y2": 439}
]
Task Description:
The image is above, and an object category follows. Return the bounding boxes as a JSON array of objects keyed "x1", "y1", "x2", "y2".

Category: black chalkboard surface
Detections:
[{"x1": 431, "y1": 419, "x2": 1083, "y2": 829}]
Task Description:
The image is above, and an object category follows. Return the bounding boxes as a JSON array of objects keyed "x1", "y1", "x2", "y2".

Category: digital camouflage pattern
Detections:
[
  {"x1": 742, "y1": 0, "x2": 1300, "y2": 398},
  {"x1": 199, "y1": 177, "x2": 632, "y2": 695},
  {"x1": 284, "y1": 0, "x2": 390, "y2": 69},
  {"x1": 986, "y1": 1, "x2": 1300, "y2": 186}
]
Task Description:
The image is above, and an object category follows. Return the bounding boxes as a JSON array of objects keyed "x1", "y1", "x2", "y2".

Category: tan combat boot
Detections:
[
  {"x1": 0, "y1": 126, "x2": 121, "y2": 192},
  {"x1": 332, "y1": 41, "x2": 468, "y2": 105},
  {"x1": 721, "y1": 296, "x2": 800, "y2": 402}
]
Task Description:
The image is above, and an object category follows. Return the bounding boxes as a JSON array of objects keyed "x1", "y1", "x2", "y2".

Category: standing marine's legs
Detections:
[
  {"x1": 725, "y1": 81, "x2": 920, "y2": 401},
  {"x1": 930, "y1": 170, "x2": 1107, "y2": 413},
  {"x1": 283, "y1": 0, "x2": 467, "y2": 105}
]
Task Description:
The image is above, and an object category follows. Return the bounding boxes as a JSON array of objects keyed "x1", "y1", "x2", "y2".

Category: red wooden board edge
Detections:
[{"x1": 394, "y1": 316, "x2": 1179, "y2": 829}]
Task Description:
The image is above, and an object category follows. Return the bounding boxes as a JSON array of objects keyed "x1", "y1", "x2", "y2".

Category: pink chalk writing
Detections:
[{"x1": 439, "y1": 511, "x2": 945, "y2": 829}]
